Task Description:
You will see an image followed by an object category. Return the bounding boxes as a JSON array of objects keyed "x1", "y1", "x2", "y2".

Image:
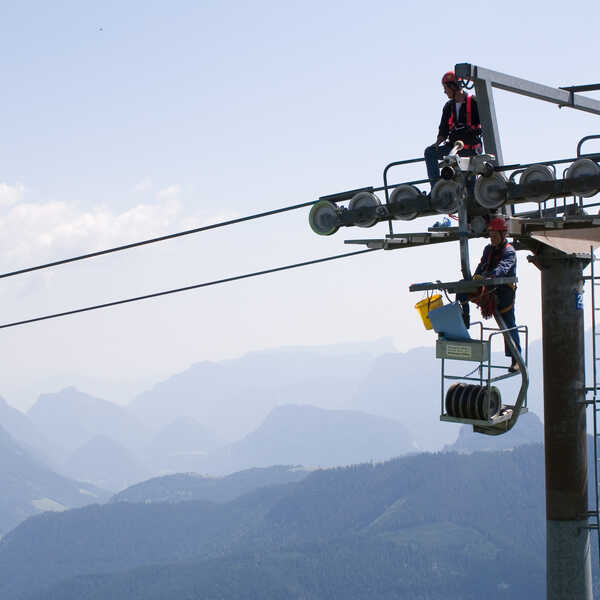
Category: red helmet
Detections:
[
  {"x1": 488, "y1": 217, "x2": 508, "y2": 232},
  {"x1": 442, "y1": 71, "x2": 458, "y2": 87}
]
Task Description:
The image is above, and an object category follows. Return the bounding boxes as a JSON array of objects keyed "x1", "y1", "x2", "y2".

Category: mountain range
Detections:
[
  {"x1": 63, "y1": 435, "x2": 150, "y2": 492},
  {"x1": 0, "y1": 337, "x2": 549, "y2": 506},
  {"x1": 445, "y1": 411, "x2": 544, "y2": 453},
  {"x1": 188, "y1": 403, "x2": 419, "y2": 475},
  {"x1": 0, "y1": 425, "x2": 109, "y2": 538},
  {"x1": 111, "y1": 465, "x2": 311, "y2": 504},
  {"x1": 127, "y1": 341, "x2": 391, "y2": 440},
  {"x1": 0, "y1": 444, "x2": 561, "y2": 600},
  {"x1": 27, "y1": 387, "x2": 149, "y2": 458}
]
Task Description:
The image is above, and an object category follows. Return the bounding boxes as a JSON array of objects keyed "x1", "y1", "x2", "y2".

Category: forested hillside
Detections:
[
  {"x1": 111, "y1": 465, "x2": 310, "y2": 504},
  {"x1": 0, "y1": 445, "x2": 553, "y2": 600}
]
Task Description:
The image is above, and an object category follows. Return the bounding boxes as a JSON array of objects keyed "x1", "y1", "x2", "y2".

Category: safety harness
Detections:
[
  {"x1": 447, "y1": 95, "x2": 482, "y2": 152},
  {"x1": 470, "y1": 240, "x2": 516, "y2": 318}
]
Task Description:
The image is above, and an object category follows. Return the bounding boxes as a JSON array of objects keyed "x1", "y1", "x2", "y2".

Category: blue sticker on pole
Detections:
[{"x1": 576, "y1": 292, "x2": 584, "y2": 310}]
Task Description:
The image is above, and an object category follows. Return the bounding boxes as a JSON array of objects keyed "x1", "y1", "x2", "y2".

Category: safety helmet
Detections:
[
  {"x1": 487, "y1": 217, "x2": 508, "y2": 232},
  {"x1": 442, "y1": 71, "x2": 458, "y2": 88}
]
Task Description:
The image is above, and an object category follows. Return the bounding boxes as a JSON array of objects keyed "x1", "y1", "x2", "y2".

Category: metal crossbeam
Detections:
[
  {"x1": 456, "y1": 63, "x2": 600, "y2": 116},
  {"x1": 344, "y1": 230, "x2": 466, "y2": 250},
  {"x1": 409, "y1": 277, "x2": 517, "y2": 294}
]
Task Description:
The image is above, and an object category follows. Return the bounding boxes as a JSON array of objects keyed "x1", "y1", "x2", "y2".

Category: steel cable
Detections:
[
  {"x1": 0, "y1": 248, "x2": 378, "y2": 330},
  {"x1": 0, "y1": 199, "x2": 320, "y2": 280}
]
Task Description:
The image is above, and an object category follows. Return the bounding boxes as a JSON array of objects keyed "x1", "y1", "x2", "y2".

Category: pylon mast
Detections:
[
  {"x1": 531, "y1": 248, "x2": 592, "y2": 598},
  {"x1": 308, "y1": 63, "x2": 600, "y2": 599},
  {"x1": 460, "y1": 63, "x2": 600, "y2": 600}
]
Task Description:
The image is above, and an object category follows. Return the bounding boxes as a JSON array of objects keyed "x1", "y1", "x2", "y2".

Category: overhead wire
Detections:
[
  {"x1": 0, "y1": 248, "x2": 378, "y2": 330},
  {"x1": 2, "y1": 151, "x2": 598, "y2": 282},
  {"x1": 0, "y1": 173, "x2": 428, "y2": 281},
  {"x1": 0, "y1": 198, "x2": 321, "y2": 280}
]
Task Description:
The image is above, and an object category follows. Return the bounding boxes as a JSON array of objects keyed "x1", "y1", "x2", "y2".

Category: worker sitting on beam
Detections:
[{"x1": 424, "y1": 71, "x2": 483, "y2": 186}]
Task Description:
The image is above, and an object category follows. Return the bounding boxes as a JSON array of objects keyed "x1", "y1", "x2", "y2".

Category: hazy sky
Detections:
[{"x1": 1, "y1": 1, "x2": 599, "y2": 409}]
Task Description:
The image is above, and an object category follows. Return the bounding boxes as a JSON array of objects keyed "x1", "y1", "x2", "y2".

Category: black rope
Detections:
[
  {"x1": 0, "y1": 199, "x2": 320, "y2": 281},
  {"x1": 0, "y1": 248, "x2": 378, "y2": 330}
]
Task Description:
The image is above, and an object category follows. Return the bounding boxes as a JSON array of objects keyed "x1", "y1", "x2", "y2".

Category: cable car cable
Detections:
[
  {"x1": 3, "y1": 151, "x2": 600, "y2": 282},
  {"x1": 0, "y1": 174, "x2": 433, "y2": 281},
  {"x1": 0, "y1": 248, "x2": 378, "y2": 330},
  {"x1": 0, "y1": 199, "x2": 321, "y2": 281}
]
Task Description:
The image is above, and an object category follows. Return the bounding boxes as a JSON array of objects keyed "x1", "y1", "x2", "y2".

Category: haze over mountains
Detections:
[
  {"x1": 27, "y1": 387, "x2": 149, "y2": 457},
  {"x1": 0, "y1": 425, "x2": 109, "y2": 537},
  {"x1": 0, "y1": 336, "x2": 582, "y2": 598},
  {"x1": 111, "y1": 465, "x2": 311, "y2": 505},
  {"x1": 0, "y1": 338, "x2": 547, "y2": 490},
  {"x1": 0, "y1": 396, "x2": 58, "y2": 466},
  {"x1": 0, "y1": 444, "x2": 575, "y2": 600},
  {"x1": 0, "y1": 336, "x2": 549, "y2": 547},
  {"x1": 194, "y1": 404, "x2": 418, "y2": 474},
  {"x1": 127, "y1": 340, "x2": 393, "y2": 439},
  {"x1": 63, "y1": 435, "x2": 150, "y2": 492}
]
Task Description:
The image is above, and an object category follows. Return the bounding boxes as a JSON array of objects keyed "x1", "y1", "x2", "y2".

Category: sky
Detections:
[{"x1": 0, "y1": 0, "x2": 599, "y2": 410}]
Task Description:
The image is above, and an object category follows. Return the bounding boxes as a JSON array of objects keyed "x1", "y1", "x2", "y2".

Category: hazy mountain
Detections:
[
  {"x1": 261, "y1": 337, "x2": 397, "y2": 358},
  {"x1": 348, "y1": 339, "x2": 544, "y2": 451},
  {"x1": 192, "y1": 404, "x2": 418, "y2": 476},
  {"x1": 27, "y1": 387, "x2": 149, "y2": 456},
  {"x1": 0, "y1": 425, "x2": 109, "y2": 538},
  {"x1": 0, "y1": 445, "x2": 553, "y2": 600},
  {"x1": 143, "y1": 416, "x2": 221, "y2": 473},
  {"x1": 20, "y1": 336, "x2": 546, "y2": 469},
  {"x1": 128, "y1": 342, "x2": 390, "y2": 440},
  {"x1": 445, "y1": 411, "x2": 544, "y2": 453},
  {"x1": 0, "y1": 396, "x2": 58, "y2": 466},
  {"x1": 64, "y1": 435, "x2": 150, "y2": 492},
  {"x1": 348, "y1": 347, "x2": 456, "y2": 450},
  {"x1": 111, "y1": 465, "x2": 310, "y2": 504}
]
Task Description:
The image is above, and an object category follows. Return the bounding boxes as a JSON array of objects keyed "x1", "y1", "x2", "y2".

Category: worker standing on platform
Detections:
[
  {"x1": 473, "y1": 217, "x2": 522, "y2": 372},
  {"x1": 424, "y1": 71, "x2": 483, "y2": 186}
]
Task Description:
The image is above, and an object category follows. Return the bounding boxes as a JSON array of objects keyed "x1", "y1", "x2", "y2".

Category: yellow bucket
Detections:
[{"x1": 414, "y1": 294, "x2": 443, "y2": 330}]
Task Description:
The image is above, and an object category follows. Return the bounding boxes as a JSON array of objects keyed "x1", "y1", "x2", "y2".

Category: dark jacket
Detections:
[
  {"x1": 474, "y1": 240, "x2": 516, "y2": 310},
  {"x1": 438, "y1": 96, "x2": 482, "y2": 147}
]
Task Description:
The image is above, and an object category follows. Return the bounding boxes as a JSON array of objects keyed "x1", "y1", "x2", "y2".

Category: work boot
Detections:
[{"x1": 508, "y1": 361, "x2": 520, "y2": 373}]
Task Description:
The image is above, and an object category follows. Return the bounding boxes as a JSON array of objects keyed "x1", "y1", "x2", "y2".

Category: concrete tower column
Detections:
[{"x1": 532, "y1": 246, "x2": 592, "y2": 599}]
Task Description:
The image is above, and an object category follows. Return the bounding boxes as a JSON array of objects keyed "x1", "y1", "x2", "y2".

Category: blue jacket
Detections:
[
  {"x1": 474, "y1": 240, "x2": 516, "y2": 279},
  {"x1": 474, "y1": 240, "x2": 516, "y2": 311}
]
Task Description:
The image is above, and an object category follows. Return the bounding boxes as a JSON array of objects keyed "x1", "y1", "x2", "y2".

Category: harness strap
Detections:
[
  {"x1": 466, "y1": 95, "x2": 472, "y2": 128},
  {"x1": 448, "y1": 95, "x2": 481, "y2": 151}
]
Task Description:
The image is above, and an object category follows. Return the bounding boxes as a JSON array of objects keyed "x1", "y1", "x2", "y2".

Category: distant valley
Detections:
[
  {"x1": 1, "y1": 444, "x2": 587, "y2": 600},
  {"x1": 0, "y1": 331, "x2": 586, "y2": 599},
  {"x1": 0, "y1": 337, "x2": 548, "y2": 540}
]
